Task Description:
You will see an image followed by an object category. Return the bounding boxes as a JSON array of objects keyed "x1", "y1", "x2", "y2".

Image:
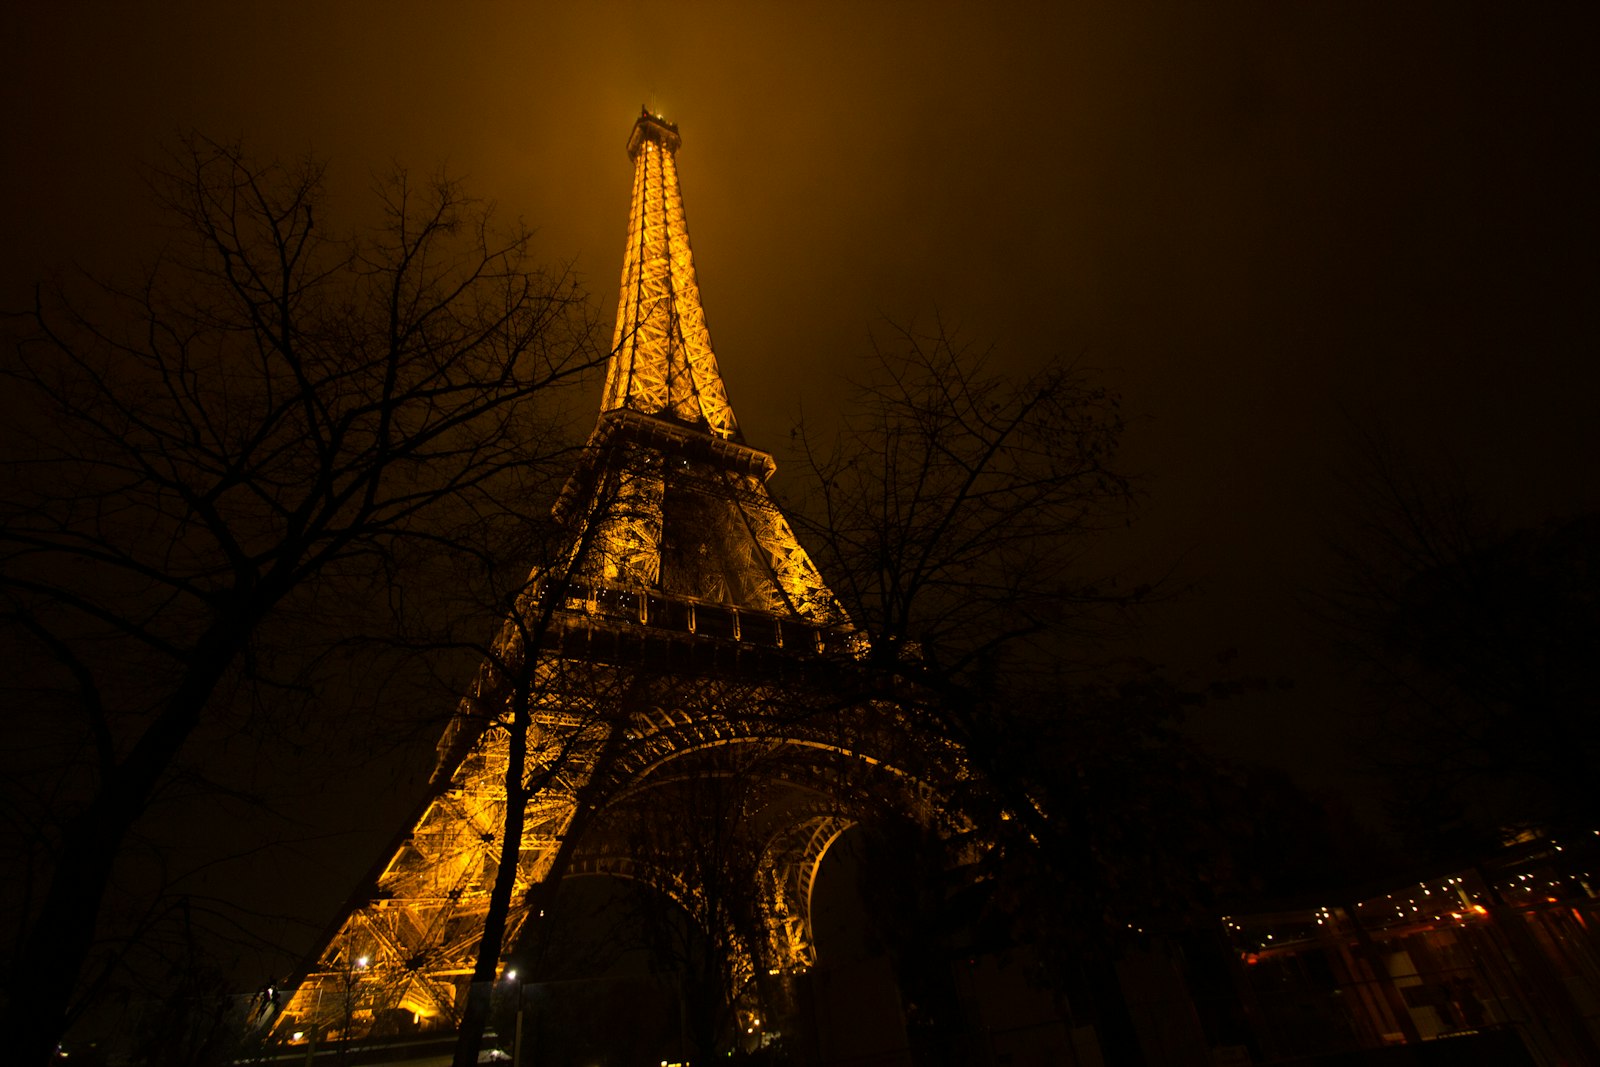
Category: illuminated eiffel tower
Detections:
[{"x1": 272, "y1": 109, "x2": 966, "y2": 1046}]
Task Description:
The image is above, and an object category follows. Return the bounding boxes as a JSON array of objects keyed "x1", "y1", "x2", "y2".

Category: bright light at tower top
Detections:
[{"x1": 628, "y1": 105, "x2": 681, "y2": 157}]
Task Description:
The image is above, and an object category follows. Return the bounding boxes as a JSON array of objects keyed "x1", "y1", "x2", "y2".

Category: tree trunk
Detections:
[
  {"x1": 452, "y1": 688, "x2": 533, "y2": 1067},
  {"x1": 4, "y1": 633, "x2": 238, "y2": 1066}
]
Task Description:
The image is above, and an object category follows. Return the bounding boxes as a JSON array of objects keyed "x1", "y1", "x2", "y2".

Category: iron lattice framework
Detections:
[
  {"x1": 271, "y1": 110, "x2": 970, "y2": 1045},
  {"x1": 602, "y1": 113, "x2": 738, "y2": 440}
]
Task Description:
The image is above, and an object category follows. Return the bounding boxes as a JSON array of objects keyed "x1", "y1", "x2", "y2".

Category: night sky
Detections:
[{"x1": 5, "y1": 2, "x2": 1596, "y2": 937}]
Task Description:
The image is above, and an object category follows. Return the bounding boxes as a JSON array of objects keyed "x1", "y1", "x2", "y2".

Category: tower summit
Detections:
[
  {"x1": 602, "y1": 107, "x2": 738, "y2": 440},
  {"x1": 268, "y1": 112, "x2": 965, "y2": 1054},
  {"x1": 562, "y1": 107, "x2": 836, "y2": 618}
]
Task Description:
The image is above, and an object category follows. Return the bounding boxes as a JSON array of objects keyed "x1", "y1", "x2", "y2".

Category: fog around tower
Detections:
[{"x1": 3, "y1": 0, "x2": 1595, "y2": 978}]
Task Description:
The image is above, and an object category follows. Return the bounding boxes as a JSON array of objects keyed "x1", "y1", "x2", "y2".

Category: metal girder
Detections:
[
  {"x1": 759, "y1": 814, "x2": 856, "y2": 971},
  {"x1": 270, "y1": 111, "x2": 977, "y2": 1050},
  {"x1": 273, "y1": 659, "x2": 619, "y2": 1038},
  {"x1": 602, "y1": 119, "x2": 739, "y2": 440}
]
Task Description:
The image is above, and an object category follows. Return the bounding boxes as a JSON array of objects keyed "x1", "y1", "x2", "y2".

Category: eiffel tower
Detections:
[{"x1": 271, "y1": 109, "x2": 965, "y2": 1047}]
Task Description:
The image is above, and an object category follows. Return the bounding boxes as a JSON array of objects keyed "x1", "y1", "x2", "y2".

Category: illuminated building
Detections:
[
  {"x1": 1219, "y1": 835, "x2": 1600, "y2": 1064},
  {"x1": 269, "y1": 109, "x2": 967, "y2": 1047}
]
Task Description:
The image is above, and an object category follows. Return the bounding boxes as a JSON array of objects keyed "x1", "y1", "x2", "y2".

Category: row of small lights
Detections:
[
  {"x1": 328, "y1": 878, "x2": 1592, "y2": 1003},
  {"x1": 296, "y1": 835, "x2": 1600, "y2": 1030},
  {"x1": 1360, "y1": 876, "x2": 1486, "y2": 923},
  {"x1": 1225, "y1": 843, "x2": 1599, "y2": 957}
]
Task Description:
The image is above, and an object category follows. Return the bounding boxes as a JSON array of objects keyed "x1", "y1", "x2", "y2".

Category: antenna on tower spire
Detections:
[{"x1": 628, "y1": 105, "x2": 681, "y2": 157}]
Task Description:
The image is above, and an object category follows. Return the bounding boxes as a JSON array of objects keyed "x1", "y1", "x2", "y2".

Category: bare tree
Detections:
[
  {"x1": 447, "y1": 613, "x2": 636, "y2": 1067},
  {"x1": 284, "y1": 457, "x2": 651, "y2": 1067},
  {"x1": 1315, "y1": 430, "x2": 1600, "y2": 853},
  {"x1": 0, "y1": 135, "x2": 605, "y2": 1065},
  {"x1": 784, "y1": 319, "x2": 1150, "y2": 880},
  {"x1": 787, "y1": 319, "x2": 1138, "y2": 688},
  {"x1": 785, "y1": 321, "x2": 1166, "y2": 1065},
  {"x1": 434, "y1": 441, "x2": 678, "y2": 1067}
]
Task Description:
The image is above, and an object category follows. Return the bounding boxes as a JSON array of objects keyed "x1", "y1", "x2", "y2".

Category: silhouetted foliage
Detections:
[
  {"x1": 788, "y1": 319, "x2": 1139, "y2": 687},
  {"x1": 785, "y1": 324, "x2": 1176, "y2": 1064},
  {"x1": 1318, "y1": 437, "x2": 1600, "y2": 855},
  {"x1": 0, "y1": 135, "x2": 604, "y2": 1065},
  {"x1": 783, "y1": 327, "x2": 1387, "y2": 1063}
]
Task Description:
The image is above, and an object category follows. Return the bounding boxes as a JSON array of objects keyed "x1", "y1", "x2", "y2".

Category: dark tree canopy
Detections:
[
  {"x1": 782, "y1": 322, "x2": 1178, "y2": 1065},
  {"x1": 1319, "y1": 438, "x2": 1600, "y2": 854},
  {"x1": 0, "y1": 136, "x2": 604, "y2": 1065},
  {"x1": 787, "y1": 320, "x2": 1137, "y2": 686}
]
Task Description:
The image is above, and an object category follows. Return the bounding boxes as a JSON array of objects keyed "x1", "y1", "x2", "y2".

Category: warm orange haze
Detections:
[{"x1": 2, "y1": 4, "x2": 1597, "y2": 1065}]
